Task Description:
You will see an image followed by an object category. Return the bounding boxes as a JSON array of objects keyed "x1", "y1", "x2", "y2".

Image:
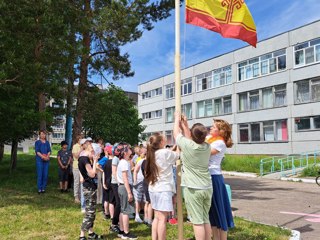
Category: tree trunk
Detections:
[
  {"x1": 10, "y1": 139, "x2": 18, "y2": 171},
  {"x1": 73, "y1": 0, "x2": 91, "y2": 139},
  {"x1": 38, "y1": 92, "x2": 46, "y2": 131},
  {"x1": 0, "y1": 142, "x2": 4, "y2": 162}
]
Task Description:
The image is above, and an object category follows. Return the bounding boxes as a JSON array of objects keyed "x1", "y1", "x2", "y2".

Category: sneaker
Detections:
[
  {"x1": 168, "y1": 217, "x2": 178, "y2": 225},
  {"x1": 117, "y1": 231, "x2": 125, "y2": 238},
  {"x1": 135, "y1": 216, "x2": 143, "y2": 223},
  {"x1": 88, "y1": 232, "x2": 102, "y2": 239},
  {"x1": 121, "y1": 232, "x2": 137, "y2": 240},
  {"x1": 81, "y1": 208, "x2": 86, "y2": 214},
  {"x1": 109, "y1": 225, "x2": 120, "y2": 233}
]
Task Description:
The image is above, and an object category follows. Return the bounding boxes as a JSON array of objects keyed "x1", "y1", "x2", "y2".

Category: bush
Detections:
[{"x1": 300, "y1": 165, "x2": 320, "y2": 177}]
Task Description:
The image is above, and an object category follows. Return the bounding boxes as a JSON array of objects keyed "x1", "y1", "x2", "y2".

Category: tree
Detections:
[
  {"x1": 73, "y1": 0, "x2": 175, "y2": 141},
  {"x1": 83, "y1": 85, "x2": 145, "y2": 145}
]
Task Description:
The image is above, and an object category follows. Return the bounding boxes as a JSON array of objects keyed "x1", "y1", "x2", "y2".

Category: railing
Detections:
[{"x1": 260, "y1": 151, "x2": 320, "y2": 176}]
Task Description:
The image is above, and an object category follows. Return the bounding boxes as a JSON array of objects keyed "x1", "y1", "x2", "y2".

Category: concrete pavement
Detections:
[{"x1": 224, "y1": 175, "x2": 320, "y2": 240}]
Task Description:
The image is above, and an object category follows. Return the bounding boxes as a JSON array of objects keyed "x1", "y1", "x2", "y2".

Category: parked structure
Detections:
[{"x1": 138, "y1": 20, "x2": 320, "y2": 154}]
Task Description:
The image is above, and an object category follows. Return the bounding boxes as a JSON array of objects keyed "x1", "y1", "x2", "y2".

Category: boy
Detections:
[{"x1": 57, "y1": 140, "x2": 72, "y2": 193}]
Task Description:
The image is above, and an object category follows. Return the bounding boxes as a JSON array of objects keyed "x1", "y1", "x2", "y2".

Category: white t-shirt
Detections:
[
  {"x1": 148, "y1": 148, "x2": 179, "y2": 193},
  {"x1": 111, "y1": 156, "x2": 120, "y2": 184},
  {"x1": 209, "y1": 140, "x2": 226, "y2": 175},
  {"x1": 136, "y1": 159, "x2": 145, "y2": 183},
  {"x1": 117, "y1": 159, "x2": 133, "y2": 185}
]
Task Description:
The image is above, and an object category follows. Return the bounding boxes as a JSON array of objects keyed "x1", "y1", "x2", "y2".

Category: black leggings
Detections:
[{"x1": 111, "y1": 183, "x2": 121, "y2": 225}]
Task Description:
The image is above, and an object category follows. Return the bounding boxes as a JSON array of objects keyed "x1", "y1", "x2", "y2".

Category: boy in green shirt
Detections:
[{"x1": 173, "y1": 112, "x2": 212, "y2": 240}]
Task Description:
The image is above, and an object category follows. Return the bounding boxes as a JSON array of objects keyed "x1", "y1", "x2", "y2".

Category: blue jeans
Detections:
[{"x1": 36, "y1": 159, "x2": 50, "y2": 191}]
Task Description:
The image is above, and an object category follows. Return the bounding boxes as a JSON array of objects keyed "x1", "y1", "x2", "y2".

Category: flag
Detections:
[{"x1": 186, "y1": 0, "x2": 257, "y2": 47}]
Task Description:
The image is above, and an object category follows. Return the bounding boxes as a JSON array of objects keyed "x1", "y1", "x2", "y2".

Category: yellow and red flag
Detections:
[{"x1": 186, "y1": 0, "x2": 257, "y2": 47}]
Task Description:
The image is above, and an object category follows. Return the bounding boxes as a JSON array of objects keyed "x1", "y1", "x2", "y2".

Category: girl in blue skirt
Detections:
[{"x1": 207, "y1": 119, "x2": 234, "y2": 240}]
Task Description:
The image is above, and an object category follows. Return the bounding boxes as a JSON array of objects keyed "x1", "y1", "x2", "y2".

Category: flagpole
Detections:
[{"x1": 174, "y1": 0, "x2": 183, "y2": 239}]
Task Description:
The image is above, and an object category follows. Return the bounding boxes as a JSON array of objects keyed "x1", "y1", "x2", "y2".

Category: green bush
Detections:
[{"x1": 300, "y1": 165, "x2": 320, "y2": 177}]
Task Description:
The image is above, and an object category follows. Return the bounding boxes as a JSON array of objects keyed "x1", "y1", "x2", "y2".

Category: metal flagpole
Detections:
[{"x1": 175, "y1": 0, "x2": 183, "y2": 239}]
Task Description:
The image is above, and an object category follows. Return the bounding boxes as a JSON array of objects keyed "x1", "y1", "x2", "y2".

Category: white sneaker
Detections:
[
  {"x1": 81, "y1": 209, "x2": 85, "y2": 213},
  {"x1": 135, "y1": 217, "x2": 143, "y2": 223}
]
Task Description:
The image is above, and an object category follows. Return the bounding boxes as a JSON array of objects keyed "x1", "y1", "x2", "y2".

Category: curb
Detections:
[
  {"x1": 222, "y1": 171, "x2": 257, "y2": 178},
  {"x1": 289, "y1": 230, "x2": 301, "y2": 240},
  {"x1": 280, "y1": 177, "x2": 315, "y2": 184}
]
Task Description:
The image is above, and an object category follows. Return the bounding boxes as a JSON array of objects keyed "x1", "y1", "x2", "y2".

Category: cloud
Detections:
[{"x1": 100, "y1": 0, "x2": 320, "y2": 92}]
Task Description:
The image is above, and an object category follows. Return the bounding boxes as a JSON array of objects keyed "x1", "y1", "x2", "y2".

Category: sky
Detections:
[{"x1": 96, "y1": 0, "x2": 320, "y2": 92}]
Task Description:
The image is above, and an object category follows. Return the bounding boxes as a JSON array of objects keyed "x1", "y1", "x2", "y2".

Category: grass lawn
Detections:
[
  {"x1": 222, "y1": 155, "x2": 268, "y2": 174},
  {"x1": 0, "y1": 154, "x2": 291, "y2": 240}
]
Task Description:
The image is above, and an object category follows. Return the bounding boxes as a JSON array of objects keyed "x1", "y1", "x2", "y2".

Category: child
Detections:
[
  {"x1": 145, "y1": 133, "x2": 179, "y2": 240},
  {"x1": 173, "y1": 112, "x2": 213, "y2": 240},
  {"x1": 133, "y1": 147, "x2": 146, "y2": 223},
  {"x1": 78, "y1": 142, "x2": 102, "y2": 240},
  {"x1": 116, "y1": 143, "x2": 137, "y2": 240},
  {"x1": 57, "y1": 141, "x2": 72, "y2": 193},
  {"x1": 207, "y1": 119, "x2": 234, "y2": 240}
]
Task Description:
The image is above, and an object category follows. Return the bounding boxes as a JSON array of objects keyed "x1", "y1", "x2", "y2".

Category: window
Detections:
[
  {"x1": 182, "y1": 103, "x2": 192, "y2": 119},
  {"x1": 239, "y1": 124, "x2": 249, "y2": 142},
  {"x1": 251, "y1": 123, "x2": 260, "y2": 141},
  {"x1": 181, "y1": 78, "x2": 192, "y2": 96},
  {"x1": 239, "y1": 119, "x2": 288, "y2": 143},
  {"x1": 166, "y1": 107, "x2": 175, "y2": 122},
  {"x1": 142, "y1": 110, "x2": 162, "y2": 120},
  {"x1": 214, "y1": 99, "x2": 222, "y2": 115},
  {"x1": 213, "y1": 65, "x2": 232, "y2": 87},
  {"x1": 223, "y1": 96, "x2": 232, "y2": 114},
  {"x1": 142, "y1": 87, "x2": 162, "y2": 99},
  {"x1": 165, "y1": 131, "x2": 174, "y2": 145},
  {"x1": 165, "y1": 83, "x2": 174, "y2": 99},
  {"x1": 239, "y1": 84, "x2": 286, "y2": 112},
  {"x1": 197, "y1": 100, "x2": 212, "y2": 118},
  {"x1": 295, "y1": 78, "x2": 320, "y2": 104},
  {"x1": 238, "y1": 49, "x2": 286, "y2": 81},
  {"x1": 249, "y1": 91, "x2": 259, "y2": 110},
  {"x1": 294, "y1": 38, "x2": 320, "y2": 67},
  {"x1": 295, "y1": 115, "x2": 320, "y2": 131},
  {"x1": 263, "y1": 121, "x2": 274, "y2": 141},
  {"x1": 196, "y1": 72, "x2": 212, "y2": 91}
]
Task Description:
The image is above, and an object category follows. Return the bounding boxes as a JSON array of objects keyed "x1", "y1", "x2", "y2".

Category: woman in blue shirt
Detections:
[{"x1": 35, "y1": 130, "x2": 51, "y2": 194}]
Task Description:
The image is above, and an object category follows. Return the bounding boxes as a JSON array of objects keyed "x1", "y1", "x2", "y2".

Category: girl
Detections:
[
  {"x1": 35, "y1": 130, "x2": 51, "y2": 194},
  {"x1": 78, "y1": 141, "x2": 102, "y2": 240},
  {"x1": 145, "y1": 133, "x2": 179, "y2": 240},
  {"x1": 207, "y1": 119, "x2": 234, "y2": 240}
]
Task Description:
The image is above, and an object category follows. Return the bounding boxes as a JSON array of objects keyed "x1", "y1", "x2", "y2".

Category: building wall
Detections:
[{"x1": 138, "y1": 20, "x2": 320, "y2": 155}]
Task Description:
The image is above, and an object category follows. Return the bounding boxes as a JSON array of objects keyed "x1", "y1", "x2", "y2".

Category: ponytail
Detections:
[{"x1": 145, "y1": 133, "x2": 163, "y2": 185}]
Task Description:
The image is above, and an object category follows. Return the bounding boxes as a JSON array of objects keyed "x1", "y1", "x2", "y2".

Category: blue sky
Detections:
[{"x1": 99, "y1": 0, "x2": 320, "y2": 92}]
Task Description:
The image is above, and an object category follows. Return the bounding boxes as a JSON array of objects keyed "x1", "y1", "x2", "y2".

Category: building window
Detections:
[
  {"x1": 239, "y1": 119, "x2": 288, "y2": 143},
  {"x1": 213, "y1": 65, "x2": 232, "y2": 87},
  {"x1": 165, "y1": 83, "x2": 175, "y2": 99},
  {"x1": 238, "y1": 49, "x2": 286, "y2": 81},
  {"x1": 53, "y1": 133, "x2": 64, "y2": 139},
  {"x1": 142, "y1": 87, "x2": 162, "y2": 99},
  {"x1": 238, "y1": 84, "x2": 286, "y2": 112},
  {"x1": 213, "y1": 99, "x2": 222, "y2": 115},
  {"x1": 141, "y1": 132, "x2": 153, "y2": 140},
  {"x1": 182, "y1": 103, "x2": 192, "y2": 119},
  {"x1": 223, "y1": 96, "x2": 232, "y2": 114},
  {"x1": 181, "y1": 78, "x2": 192, "y2": 96},
  {"x1": 142, "y1": 110, "x2": 162, "y2": 120},
  {"x1": 165, "y1": 130, "x2": 174, "y2": 145},
  {"x1": 166, "y1": 107, "x2": 175, "y2": 122},
  {"x1": 295, "y1": 78, "x2": 320, "y2": 104},
  {"x1": 197, "y1": 100, "x2": 213, "y2": 118},
  {"x1": 294, "y1": 38, "x2": 320, "y2": 67},
  {"x1": 295, "y1": 115, "x2": 320, "y2": 131},
  {"x1": 196, "y1": 72, "x2": 212, "y2": 92}
]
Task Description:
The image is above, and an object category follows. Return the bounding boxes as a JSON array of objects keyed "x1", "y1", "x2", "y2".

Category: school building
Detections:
[{"x1": 138, "y1": 20, "x2": 320, "y2": 155}]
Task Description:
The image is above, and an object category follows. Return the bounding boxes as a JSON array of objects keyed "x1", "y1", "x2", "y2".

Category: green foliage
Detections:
[
  {"x1": 83, "y1": 85, "x2": 145, "y2": 145},
  {"x1": 300, "y1": 165, "x2": 320, "y2": 177},
  {"x1": 0, "y1": 154, "x2": 291, "y2": 239},
  {"x1": 222, "y1": 155, "x2": 269, "y2": 174}
]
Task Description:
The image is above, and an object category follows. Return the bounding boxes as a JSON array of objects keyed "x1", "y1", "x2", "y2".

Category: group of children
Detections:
[{"x1": 58, "y1": 112, "x2": 234, "y2": 240}]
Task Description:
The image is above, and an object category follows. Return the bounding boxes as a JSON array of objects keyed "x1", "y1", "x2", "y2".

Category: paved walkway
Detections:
[{"x1": 225, "y1": 175, "x2": 320, "y2": 240}]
